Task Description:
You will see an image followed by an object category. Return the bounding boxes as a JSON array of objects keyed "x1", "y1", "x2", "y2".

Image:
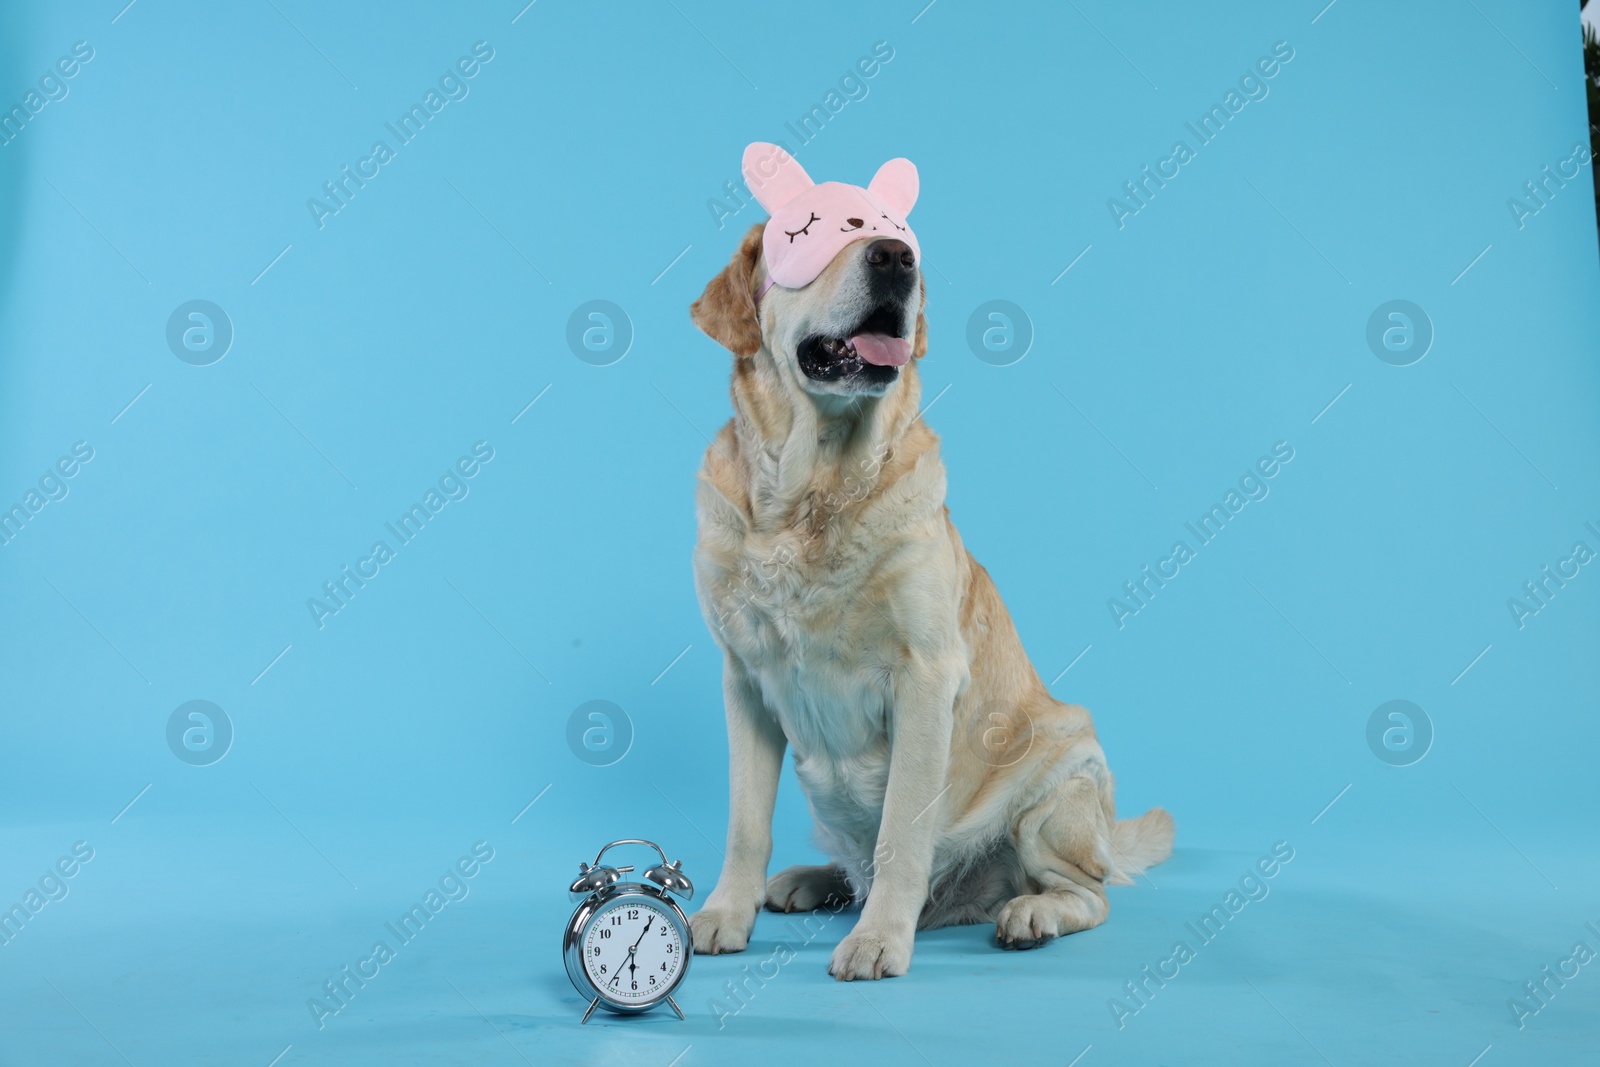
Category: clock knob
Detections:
[{"x1": 643, "y1": 859, "x2": 694, "y2": 900}]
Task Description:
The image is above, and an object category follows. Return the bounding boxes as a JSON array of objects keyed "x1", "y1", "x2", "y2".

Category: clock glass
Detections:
[{"x1": 582, "y1": 896, "x2": 684, "y2": 1004}]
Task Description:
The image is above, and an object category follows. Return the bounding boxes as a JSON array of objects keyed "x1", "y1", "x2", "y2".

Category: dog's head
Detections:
[{"x1": 692, "y1": 143, "x2": 927, "y2": 399}]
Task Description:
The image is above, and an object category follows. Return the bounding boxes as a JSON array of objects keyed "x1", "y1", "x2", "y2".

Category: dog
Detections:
[{"x1": 685, "y1": 143, "x2": 1173, "y2": 981}]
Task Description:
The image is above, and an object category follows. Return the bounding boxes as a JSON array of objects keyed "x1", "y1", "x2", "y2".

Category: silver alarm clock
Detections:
[{"x1": 563, "y1": 839, "x2": 694, "y2": 1024}]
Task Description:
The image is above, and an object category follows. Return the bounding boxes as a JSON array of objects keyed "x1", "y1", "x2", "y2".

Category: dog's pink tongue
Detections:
[{"x1": 850, "y1": 333, "x2": 911, "y2": 367}]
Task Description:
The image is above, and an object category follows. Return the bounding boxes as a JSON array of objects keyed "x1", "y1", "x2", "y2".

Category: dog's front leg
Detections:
[
  {"x1": 689, "y1": 655, "x2": 786, "y2": 955},
  {"x1": 830, "y1": 661, "x2": 958, "y2": 981}
]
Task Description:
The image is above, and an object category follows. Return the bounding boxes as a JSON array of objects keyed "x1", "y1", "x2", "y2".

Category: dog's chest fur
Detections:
[{"x1": 695, "y1": 445, "x2": 958, "y2": 873}]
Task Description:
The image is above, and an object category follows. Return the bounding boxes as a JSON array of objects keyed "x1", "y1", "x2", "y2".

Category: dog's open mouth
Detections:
[{"x1": 797, "y1": 304, "x2": 910, "y2": 385}]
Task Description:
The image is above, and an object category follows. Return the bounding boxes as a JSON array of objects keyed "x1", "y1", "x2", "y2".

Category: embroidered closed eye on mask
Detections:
[{"x1": 743, "y1": 142, "x2": 920, "y2": 302}]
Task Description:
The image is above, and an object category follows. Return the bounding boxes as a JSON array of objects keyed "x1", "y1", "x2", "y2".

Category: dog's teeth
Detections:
[{"x1": 822, "y1": 337, "x2": 859, "y2": 362}]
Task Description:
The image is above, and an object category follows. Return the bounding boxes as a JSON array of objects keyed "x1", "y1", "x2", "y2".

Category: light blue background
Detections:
[{"x1": 2, "y1": 1, "x2": 1597, "y2": 1064}]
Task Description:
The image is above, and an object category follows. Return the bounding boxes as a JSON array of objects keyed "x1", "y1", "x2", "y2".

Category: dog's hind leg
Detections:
[
  {"x1": 765, "y1": 864, "x2": 853, "y2": 912},
  {"x1": 995, "y1": 774, "x2": 1112, "y2": 949}
]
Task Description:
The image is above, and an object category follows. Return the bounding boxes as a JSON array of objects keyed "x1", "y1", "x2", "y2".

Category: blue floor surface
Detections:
[{"x1": 3, "y1": 817, "x2": 1595, "y2": 1066}]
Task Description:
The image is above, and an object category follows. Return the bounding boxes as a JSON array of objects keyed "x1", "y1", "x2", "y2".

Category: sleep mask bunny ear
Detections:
[{"x1": 741, "y1": 142, "x2": 920, "y2": 299}]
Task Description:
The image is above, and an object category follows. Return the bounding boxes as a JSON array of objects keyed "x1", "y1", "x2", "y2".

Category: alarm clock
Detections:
[{"x1": 563, "y1": 838, "x2": 694, "y2": 1024}]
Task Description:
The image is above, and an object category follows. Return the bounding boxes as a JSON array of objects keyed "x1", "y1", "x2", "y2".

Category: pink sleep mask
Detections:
[{"x1": 743, "y1": 142, "x2": 920, "y2": 302}]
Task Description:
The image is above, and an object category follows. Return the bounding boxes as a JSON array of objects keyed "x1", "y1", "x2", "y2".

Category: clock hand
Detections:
[
  {"x1": 626, "y1": 915, "x2": 654, "y2": 955},
  {"x1": 610, "y1": 938, "x2": 646, "y2": 987}
]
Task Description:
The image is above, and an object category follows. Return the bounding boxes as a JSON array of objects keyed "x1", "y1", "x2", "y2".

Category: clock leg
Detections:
[
  {"x1": 666, "y1": 995, "x2": 685, "y2": 1021},
  {"x1": 581, "y1": 997, "x2": 601, "y2": 1024}
]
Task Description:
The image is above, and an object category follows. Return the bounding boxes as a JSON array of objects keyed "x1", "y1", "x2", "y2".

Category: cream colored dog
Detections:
[{"x1": 685, "y1": 220, "x2": 1173, "y2": 981}]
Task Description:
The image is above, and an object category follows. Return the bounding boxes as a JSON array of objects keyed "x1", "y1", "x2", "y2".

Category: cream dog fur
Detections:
[{"x1": 686, "y1": 223, "x2": 1173, "y2": 981}]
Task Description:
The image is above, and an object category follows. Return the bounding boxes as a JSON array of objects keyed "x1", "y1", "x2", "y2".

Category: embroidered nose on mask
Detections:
[{"x1": 741, "y1": 142, "x2": 920, "y2": 300}]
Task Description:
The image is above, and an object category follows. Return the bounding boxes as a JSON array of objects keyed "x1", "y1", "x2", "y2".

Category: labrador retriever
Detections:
[{"x1": 685, "y1": 145, "x2": 1172, "y2": 981}]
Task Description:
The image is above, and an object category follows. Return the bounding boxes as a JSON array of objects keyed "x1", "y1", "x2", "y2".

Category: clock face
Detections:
[{"x1": 581, "y1": 896, "x2": 685, "y2": 1004}]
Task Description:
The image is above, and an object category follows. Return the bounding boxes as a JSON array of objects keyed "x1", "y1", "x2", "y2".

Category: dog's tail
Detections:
[{"x1": 1108, "y1": 808, "x2": 1175, "y2": 886}]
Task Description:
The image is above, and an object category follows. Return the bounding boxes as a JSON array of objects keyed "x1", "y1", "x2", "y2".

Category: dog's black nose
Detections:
[{"x1": 865, "y1": 238, "x2": 915, "y2": 275}]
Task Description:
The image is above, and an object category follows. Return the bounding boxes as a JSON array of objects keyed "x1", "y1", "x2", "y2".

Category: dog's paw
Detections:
[
  {"x1": 828, "y1": 925, "x2": 912, "y2": 981},
  {"x1": 994, "y1": 894, "x2": 1069, "y2": 950},
  {"x1": 765, "y1": 864, "x2": 852, "y2": 913},
  {"x1": 689, "y1": 904, "x2": 755, "y2": 955}
]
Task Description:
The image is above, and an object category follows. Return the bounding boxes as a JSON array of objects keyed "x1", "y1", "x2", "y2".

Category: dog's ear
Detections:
[
  {"x1": 913, "y1": 275, "x2": 928, "y2": 360},
  {"x1": 691, "y1": 223, "x2": 765, "y2": 358}
]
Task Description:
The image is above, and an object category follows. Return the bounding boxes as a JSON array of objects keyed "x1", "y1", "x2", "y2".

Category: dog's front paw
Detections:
[
  {"x1": 689, "y1": 903, "x2": 755, "y2": 955},
  {"x1": 828, "y1": 924, "x2": 913, "y2": 981}
]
